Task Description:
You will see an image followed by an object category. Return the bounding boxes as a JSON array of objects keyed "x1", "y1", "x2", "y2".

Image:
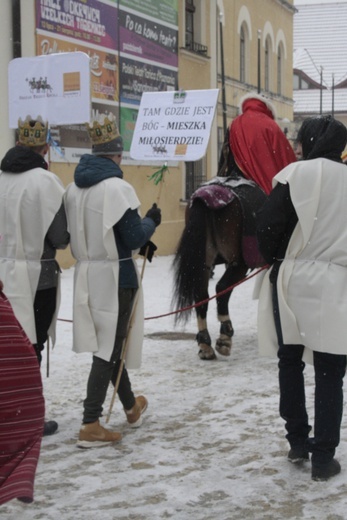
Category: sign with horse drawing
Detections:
[
  {"x1": 8, "y1": 52, "x2": 90, "y2": 127},
  {"x1": 130, "y1": 89, "x2": 219, "y2": 161}
]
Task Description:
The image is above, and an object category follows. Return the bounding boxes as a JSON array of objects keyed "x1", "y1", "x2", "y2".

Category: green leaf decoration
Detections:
[{"x1": 147, "y1": 163, "x2": 170, "y2": 185}]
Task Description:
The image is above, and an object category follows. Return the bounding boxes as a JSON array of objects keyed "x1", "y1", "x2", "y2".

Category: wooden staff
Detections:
[
  {"x1": 46, "y1": 337, "x2": 50, "y2": 378},
  {"x1": 105, "y1": 165, "x2": 168, "y2": 423},
  {"x1": 105, "y1": 165, "x2": 167, "y2": 422},
  {"x1": 105, "y1": 247, "x2": 148, "y2": 423}
]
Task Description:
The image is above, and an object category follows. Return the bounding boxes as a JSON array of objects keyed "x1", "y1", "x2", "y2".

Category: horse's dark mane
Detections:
[{"x1": 217, "y1": 128, "x2": 245, "y2": 179}]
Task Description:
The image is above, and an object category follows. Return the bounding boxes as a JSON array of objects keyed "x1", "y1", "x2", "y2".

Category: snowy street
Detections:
[{"x1": 2, "y1": 255, "x2": 347, "y2": 520}]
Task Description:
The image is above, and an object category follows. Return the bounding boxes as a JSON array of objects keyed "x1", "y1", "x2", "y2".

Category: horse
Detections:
[{"x1": 172, "y1": 167, "x2": 267, "y2": 360}]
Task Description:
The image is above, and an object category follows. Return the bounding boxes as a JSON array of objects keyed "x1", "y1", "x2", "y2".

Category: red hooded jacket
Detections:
[{"x1": 229, "y1": 95, "x2": 296, "y2": 194}]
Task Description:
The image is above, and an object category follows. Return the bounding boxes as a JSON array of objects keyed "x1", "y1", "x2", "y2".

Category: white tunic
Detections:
[
  {"x1": 257, "y1": 158, "x2": 347, "y2": 363},
  {"x1": 0, "y1": 167, "x2": 65, "y2": 344},
  {"x1": 65, "y1": 177, "x2": 144, "y2": 367}
]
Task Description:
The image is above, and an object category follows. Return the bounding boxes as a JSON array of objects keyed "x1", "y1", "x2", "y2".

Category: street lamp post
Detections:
[
  {"x1": 219, "y1": 11, "x2": 227, "y2": 136},
  {"x1": 257, "y1": 30, "x2": 261, "y2": 94},
  {"x1": 320, "y1": 66, "x2": 323, "y2": 115}
]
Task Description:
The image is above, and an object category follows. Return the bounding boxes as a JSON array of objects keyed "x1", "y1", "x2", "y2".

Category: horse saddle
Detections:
[
  {"x1": 191, "y1": 183, "x2": 236, "y2": 209},
  {"x1": 191, "y1": 177, "x2": 267, "y2": 269}
]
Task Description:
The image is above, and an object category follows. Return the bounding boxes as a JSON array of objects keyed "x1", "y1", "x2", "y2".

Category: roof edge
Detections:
[{"x1": 276, "y1": 0, "x2": 298, "y2": 13}]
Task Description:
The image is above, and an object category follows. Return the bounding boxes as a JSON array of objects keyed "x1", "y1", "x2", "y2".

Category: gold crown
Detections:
[
  {"x1": 86, "y1": 116, "x2": 120, "y2": 146},
  {"x1": 18, "y1": 116, "x2": 48, "y2": 147}
]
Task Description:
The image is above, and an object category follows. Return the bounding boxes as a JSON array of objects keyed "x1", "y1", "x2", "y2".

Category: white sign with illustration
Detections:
[
  {"x1": 8, "y1": 52, "x2": 91, "y2": 127},
  {"x1": 130, "y1": 89, "x2": 219, "y2": 161}
]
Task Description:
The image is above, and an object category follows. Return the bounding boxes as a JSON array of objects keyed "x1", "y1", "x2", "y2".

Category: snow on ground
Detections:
[{"x1": 2, "y1": 256, "x2": 347, "y2": 520}]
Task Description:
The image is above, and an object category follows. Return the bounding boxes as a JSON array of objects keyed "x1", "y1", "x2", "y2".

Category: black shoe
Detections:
[
  {"x1": 288, "y1": 447, "x2": 309, "y2": 463},
  {"x1": 43, "y1": 420, "x2": 58, "y2": 436},
  {"x1": 312, "y1": 459, "x2": 341, "y2": 481}
]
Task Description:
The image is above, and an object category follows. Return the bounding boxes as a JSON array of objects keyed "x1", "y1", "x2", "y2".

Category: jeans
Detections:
[
  {"x1": 83, "y1": 288, "x2": 137, "y2": 424},
  {"x1": 272, "y1": 282, "x2": 346, "y2": 464}
]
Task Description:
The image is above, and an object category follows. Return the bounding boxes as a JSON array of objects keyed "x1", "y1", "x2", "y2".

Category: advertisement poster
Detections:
[
  {"x1": 130, "y1": 89, "x2": 219, "y2": 162},
  {"x1": 118, "y1": 9, "x2": 178, "y2": 68},
  {"x1": 36, "y1": 0, "x2": 119, "y2": 50},
  {"x1": 34, "y1": 0, "x2": 179, "y2": 162},
  {"x1": 120, "y1": 0, "x2": 178, "y2": 26},
  {"x1": 36, "y1": 33, "x2": 118, "y2": 102},
  {"x1": 120, "y1": 57, "x2": 177, "y2": 105},
  {"x1": 120, "y1": 106, "x2": 138, "y2": 152},
  {"x1": 8, "y1": 52, "x2": 91, "y2": 127},
  {"x1": 50, "y1": 102, "x2": 119, "y2": 163}
]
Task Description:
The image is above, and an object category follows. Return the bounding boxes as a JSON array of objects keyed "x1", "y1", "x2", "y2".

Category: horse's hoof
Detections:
[
  {"x1": 215, "y1": 339, "x2": 232, "y2": 356},
  {"x1": 198, "y1": 346, "x2": 216, "y2": 360},
  {"x1": 215, "y1": 344, "x2": 231, "y2": 356}
]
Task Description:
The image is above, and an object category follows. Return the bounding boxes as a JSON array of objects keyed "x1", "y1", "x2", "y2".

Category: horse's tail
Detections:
[{"x1": 172, "y1": 199, "x2": 208, "y2": 324}]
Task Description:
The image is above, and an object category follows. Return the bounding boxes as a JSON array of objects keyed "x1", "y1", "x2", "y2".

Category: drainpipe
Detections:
[{"x1": 12, "y1": 0, "x2": 21, "y2": 58}]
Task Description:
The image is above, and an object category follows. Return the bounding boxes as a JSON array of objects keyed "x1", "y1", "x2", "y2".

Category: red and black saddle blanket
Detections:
[{"x1": 191, "y1": 176, "x2": 267, "y2": 269}]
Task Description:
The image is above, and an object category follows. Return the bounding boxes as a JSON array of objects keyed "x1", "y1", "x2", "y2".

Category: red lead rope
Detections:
[
  {"x1": 57, "y1": 265, "x2": 269, "y2": 324},
  {"x1": 144, "y1": 264, "x2": 269, "y2": 321}
]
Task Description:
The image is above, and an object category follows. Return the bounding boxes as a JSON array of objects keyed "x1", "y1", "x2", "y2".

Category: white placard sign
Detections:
[
  {"x1": 8, "y1": 52, "x2": 91, "y2": 128},
  {"x1": 130, "y1": 89, "x2": 219, "y2": 161}
]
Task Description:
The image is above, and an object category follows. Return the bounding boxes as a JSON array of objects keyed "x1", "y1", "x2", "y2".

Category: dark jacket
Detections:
[
  {"x1": 0, "y1": 146, "x2": 70, "y2": 290},
  {"x1": 256, "y1": 182, "x2": 298, "y2": 283},
  {"x1": 74, "y1": 154, "x2": 155, "y2": 288},
  {"x1": 256, "y1": 115, "x2": 347, "y2": 284}
]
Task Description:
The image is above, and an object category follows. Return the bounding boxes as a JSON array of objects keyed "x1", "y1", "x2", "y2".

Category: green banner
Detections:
[
  {"x1": 119, "y1": 0, "x2": 178, "y2": 26},
  {"x1": 120, "y1": 106, "x2": 138, "y2": 152}
]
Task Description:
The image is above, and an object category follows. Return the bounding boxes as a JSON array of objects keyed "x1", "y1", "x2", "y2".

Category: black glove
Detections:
[
  {"x1": 145, "y1": 203, "x2": 161, "y2": 227},
  {"x1": 139, "y1": 241, "x2": 157, "y2": 262}
]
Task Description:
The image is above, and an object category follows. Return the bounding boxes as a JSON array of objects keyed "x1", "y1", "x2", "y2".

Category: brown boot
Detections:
[
  {"x1": 77, "y1": 420, "x2": 122, "y2": 449},
  {"x1": 124, "y1": 395, "x2": 148, "y2": 428}
]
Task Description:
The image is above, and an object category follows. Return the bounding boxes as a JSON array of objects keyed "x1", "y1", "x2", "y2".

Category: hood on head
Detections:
[
  {"x1": 238, "y1": 92, "x2": 276, "y2": 120},
  {"x1": 297, "y1": 116, "x2": 347, "y2": 162}
]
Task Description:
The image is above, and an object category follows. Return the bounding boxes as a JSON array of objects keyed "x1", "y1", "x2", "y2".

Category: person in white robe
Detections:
[
  {"x1": 256, "y1": 116, "x2": 347, "y2": 481},
  {"x1": 65, "y1": 115, "x2": 161, "y2": 448},
  {"x1": 0, "y1": 116, "x2": 70, "y2": 436}
]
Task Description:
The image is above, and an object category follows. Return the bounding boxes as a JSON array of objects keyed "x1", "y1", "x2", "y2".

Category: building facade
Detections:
[{"x1": 0, "y1": 0, "x2": 296, "y2": 265}]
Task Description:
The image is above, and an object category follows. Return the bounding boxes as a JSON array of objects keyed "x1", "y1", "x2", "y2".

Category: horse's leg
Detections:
[
  {"x1": 195, "y1": 267, "x2": 216, "y2": 361},
  {"x1": 211, "y1": 199, "x2": 246, "y2": 356},
  {"x1": 194, "y1": 217, "x2": 219, "y2": 361},
  {"x1": 215, "y1": 263, "x2": 248, "y2": 356}
]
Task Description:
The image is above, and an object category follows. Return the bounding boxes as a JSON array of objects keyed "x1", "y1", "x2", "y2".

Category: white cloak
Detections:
[
  {"x1": 65, "y1": 177, "x2": 144, "y2": 368},
  {"x1": 257, "y1": 158, "x2": 347, "y2": 363},
  {"x1": 0, "y1": 167, "x2": 65, "y2": 344}
]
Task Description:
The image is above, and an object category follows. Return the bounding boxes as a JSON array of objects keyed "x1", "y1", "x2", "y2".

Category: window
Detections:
[
  {"x1": 293, "y1": 72, "x2": 315, "y2": 90},
  {"x1": 301, "y1": 78, "x2": 310, "y2": 90},
  {"x1": 185, "y1": 0, "x2": 195, "y2": 50},
  {"x1": 240, "y1": 25, "x2": 246, "y2": 83},
  {"x1": 185, "y1": 159, "x2": 206, "y2": 200},
  {"x1": 185, "y1": 0, "x2": 208, "y2": 55},
  {"x1": 277, "y1": 45, "x2": 282, "y2": 95},
  {"x1": 293, "y1": 73, "x2": 300, "y2": 90}
]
